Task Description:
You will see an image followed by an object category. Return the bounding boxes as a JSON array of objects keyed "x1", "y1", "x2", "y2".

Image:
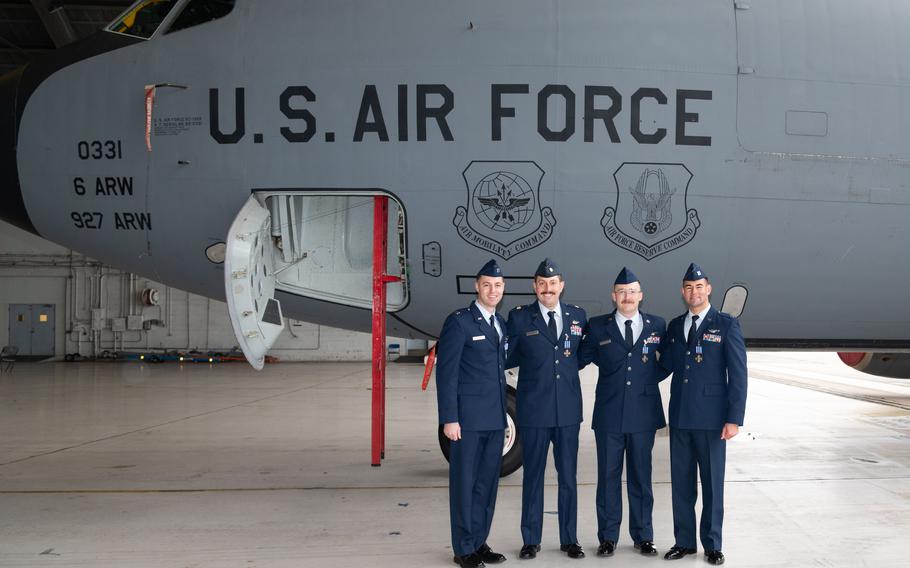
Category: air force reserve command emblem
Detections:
[
  {"x1": 601, "y1": 162, "x2": 700, "y2": 260},
  {"x1": 453, "y1": 161, "x2": 556, "y2": 259}
]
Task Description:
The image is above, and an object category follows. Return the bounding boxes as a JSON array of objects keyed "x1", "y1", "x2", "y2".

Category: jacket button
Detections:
[
  {"x1": 553, "y1": 345, "x2": 557, "y2": 350},
  {"x1": 626, "y1": 381, "x2": 631, "y2": 386},
  {"x1": 686, "y1": 351, "x2": 690, "y2": 356},
  {"x1": 627, "y1": 367, "x2": 632, "y2": 371},
  {"x1": 555, "y1": 360, "x2": 560, "y2": 365},
  {"x1": 685, "y1": 365, "x2": 690, "y2": 370},
  {"x1": 627, "y1": 353, "x2": 632, "y2": 357},
  {"x1": 556, "y1": 374, "x2": 561, "y2": 379},
  {"x1": 683, "y1": 378, "x2": 689, "y2": 383}
]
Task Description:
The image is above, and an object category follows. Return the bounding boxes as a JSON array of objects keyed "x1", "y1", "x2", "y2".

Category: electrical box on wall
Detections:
[
  {"x1": 91, "y1": 309, "x2": 105, "y2": 331},
  {"x1": 127, "y1": 315, "x2": 143, "y2": 331},
  {"x1": 111, "y1": 318, "x2": 126, "y2": 332}
]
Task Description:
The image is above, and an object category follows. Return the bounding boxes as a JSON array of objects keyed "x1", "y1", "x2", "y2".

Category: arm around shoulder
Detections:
[
  {"x1": 654, "y1": 316, "x2": 672, "y2": 380},
  {"x1": 504, "y1": 308, "x2": 522, "y2": 369},
  {"x1": 724, "y1": 316, "x2": 748, "y2": 425}
]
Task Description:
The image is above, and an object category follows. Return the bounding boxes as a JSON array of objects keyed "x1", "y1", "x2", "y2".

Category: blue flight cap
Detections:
[
  {"x1": 534, "y1": 257, "x2": 561, "y2": 278},
  {"x1": 614, "y1": 267, "x2": 639, "y2": 286},
  {"x1": 477, "y1": 259, "x2": 503, "y2": 278},
  {"x1": 683, "y1": 262, "x2": 707, "y2": 281}
]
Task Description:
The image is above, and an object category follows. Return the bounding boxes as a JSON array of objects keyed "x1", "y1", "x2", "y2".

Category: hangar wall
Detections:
[{"x1": 0, "y1": 221, "x2": 410, "y2": 361}]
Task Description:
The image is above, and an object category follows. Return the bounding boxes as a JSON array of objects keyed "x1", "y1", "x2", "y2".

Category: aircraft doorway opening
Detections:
[{"x1": 225, "y1": 191, "x2": 407, "y2": 369}]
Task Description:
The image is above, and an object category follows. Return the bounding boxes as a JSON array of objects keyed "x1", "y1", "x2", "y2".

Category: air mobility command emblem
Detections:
[
  {"x1": 454, "y1": 161, "x2": 556, "y2": 259},
  {"x1": 601, "y1": 162, "x2": 700, "y2": 260}
]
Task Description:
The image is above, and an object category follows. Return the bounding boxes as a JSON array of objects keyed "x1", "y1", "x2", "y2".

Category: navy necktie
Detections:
[
  {"x1": 624, "y1": 319, "x2": 633, "y2": 350},
  {"x1": 489, "y1": 315, "x2": 500, "y2": 344},
  {"x1": 547, "y1": 310, "x2": 557, "y2": 339},
  {"x1": 687, "y1": 314, "x2": 700, "y2": 347}
]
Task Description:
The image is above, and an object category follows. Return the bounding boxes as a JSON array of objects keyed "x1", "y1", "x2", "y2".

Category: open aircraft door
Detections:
[
  {"x1": 225, "y1": 192, "x2": 408, "y2": 369},
  {"x1": 225, "y1": 195, "x2": 285, "y2": 370}
]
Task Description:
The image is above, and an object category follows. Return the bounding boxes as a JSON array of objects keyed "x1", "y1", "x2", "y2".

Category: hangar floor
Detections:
[{"x1": 1, "y1": 352, "x2": 908, "y2": 567}]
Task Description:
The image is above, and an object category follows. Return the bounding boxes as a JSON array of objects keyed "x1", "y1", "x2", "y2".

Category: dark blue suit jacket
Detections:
[
  {"x1": 662, "y1": 306, "x2": 747, "y2": 430},
  {"x1": 579, "y1": 311, "x2": 670, "y2": 433},
  {"x1": 436, "y1": 303, "x2": 508, "y2": 431},
  {"x1": 506, "y1": 301, "x2": 587, "y2": 428}
]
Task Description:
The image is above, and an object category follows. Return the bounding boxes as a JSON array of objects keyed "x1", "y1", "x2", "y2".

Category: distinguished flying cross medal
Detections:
[
  {"x1": 695, "y1": 344, "x2": 703, "y2": 363},
  {"x1": 564, "y1": 334, "x2": 571, "y2": 358},
  {"x1": 642, "y1": 345, "x2": 649, "y2": 364}
]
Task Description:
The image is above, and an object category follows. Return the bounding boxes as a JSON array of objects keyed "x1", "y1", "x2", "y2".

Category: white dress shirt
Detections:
[
  {"x1": 615, "y1": 311, "x2": 643, "y2": 345},
  {"x1": 684, "y1": 303, "x2": 712, "y2": 340},
  {"x1": 538, "y1": 302, "x2": 563, "y2": 337},
  {"x1": 474, "y1": 301, "x2": 503, "y2": 340}
]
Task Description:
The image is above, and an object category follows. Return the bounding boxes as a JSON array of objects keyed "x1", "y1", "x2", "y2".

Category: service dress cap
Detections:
[
  {"x1": 534, "y1": 257, "x2": 561, "y2": 278},
  {"x1": 477, "y1": 259, "x2": 503, "y2": 277},
  {"x1": 683, "y1": 262, "x2": 707, "y2": 281},
  {"x1": 614, "y1": 267, "x2": 639, "y2": 286}
]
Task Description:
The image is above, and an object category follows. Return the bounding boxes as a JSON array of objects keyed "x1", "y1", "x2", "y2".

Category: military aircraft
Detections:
[{"x1": 3, "y1": 0, "x2": 910, "y2": 472}]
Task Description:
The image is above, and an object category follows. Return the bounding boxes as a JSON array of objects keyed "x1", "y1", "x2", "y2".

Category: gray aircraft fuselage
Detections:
[{"x1": 3, "y1": 0, "x2": 910, "y2": 350}]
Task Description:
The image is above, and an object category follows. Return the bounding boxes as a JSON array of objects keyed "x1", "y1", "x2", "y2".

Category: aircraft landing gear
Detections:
[{"x1": 437, "y1": 384, "x2": 522, "y2": 477}]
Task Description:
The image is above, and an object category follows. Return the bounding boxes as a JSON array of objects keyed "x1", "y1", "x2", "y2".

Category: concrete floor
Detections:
[{"x1": 1, "y1": 352, "x2": 908, "y2": 567}]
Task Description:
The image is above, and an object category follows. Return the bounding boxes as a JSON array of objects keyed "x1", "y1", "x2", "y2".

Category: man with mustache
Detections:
[
  {"x1": 506, "y1": 258, "x2": 587, "y2": 560},
  {"x1": 579, "y1": 267, "x2": 669, "y2": 557}
]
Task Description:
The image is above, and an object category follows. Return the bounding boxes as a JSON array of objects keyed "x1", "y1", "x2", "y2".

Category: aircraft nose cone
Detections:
[{"x1": 0, "y1": 66, "x2": 37, "y2": 234}]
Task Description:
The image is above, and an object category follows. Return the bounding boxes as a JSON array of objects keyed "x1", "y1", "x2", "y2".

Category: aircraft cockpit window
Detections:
[
  {"x1": 108, "y1": 0, "x2": 181, "y2": 39},
  {"x1": 167, "y1": 0, "x2": 236, "y2": 34}
]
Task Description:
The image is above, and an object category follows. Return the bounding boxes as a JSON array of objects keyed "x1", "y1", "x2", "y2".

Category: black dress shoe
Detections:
[
  {"x1": 663, "y1": 545, "x2": 696, "y2": 560},
  {"x1": 634, "y1": 541, "x2": 658, "y2": 555},
  {"x1": 477, "y1": 544, "x2": 507, "y2": 564},
  {"x1": 560, "y1": 543, "x2": 586, "y2": 559},
  {"x1": 519, "y1": 544, "x2": 540, "y2": 560},
  {"x1": 705, "y1": 550, "x2": 725, "y2": 565},
  {"x1": 596, "y1": 540, "x2": 615, "y2": 557},
  {"x1": 453, "y1": 552, "x2": 486, "y2": 568}
]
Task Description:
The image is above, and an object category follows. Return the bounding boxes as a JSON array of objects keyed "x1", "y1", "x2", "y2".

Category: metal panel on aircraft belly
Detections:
[{"x1": 735, "y1": 0, "x2": 910, "y2": 161}]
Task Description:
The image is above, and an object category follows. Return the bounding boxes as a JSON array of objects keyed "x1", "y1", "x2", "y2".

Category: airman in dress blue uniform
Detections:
[
  {"x1": 661, "y1": 263, "x2": 747, "y2": 566},
  {"x1": 578, "y1": 267, "x2": 669, "y2": 558},
  {"x1": 506, "y1": 258, "x2": 587, "y2": 560},
  {"x1": 437, "y1": 259, "x2": 510, "y2": 568}
]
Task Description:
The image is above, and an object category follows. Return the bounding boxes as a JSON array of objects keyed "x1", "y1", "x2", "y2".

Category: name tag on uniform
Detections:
[
  {"x1": 599, "y1": 339, "x2": 611, "y2": 345},
  {"x1": 703, "y1": 333, "x2": 722, "y2": 343},
  {"x1": 526, "y1": 330, "x2": 539, "y2": 336},
  {"x1": 473, "y1": 335, "x2": 485, "y2": 341}
]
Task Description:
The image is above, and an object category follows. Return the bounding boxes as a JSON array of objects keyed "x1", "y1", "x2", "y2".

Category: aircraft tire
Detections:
[{"x1": 437, "y1": 384, "x2": 523, "y2": 477}]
